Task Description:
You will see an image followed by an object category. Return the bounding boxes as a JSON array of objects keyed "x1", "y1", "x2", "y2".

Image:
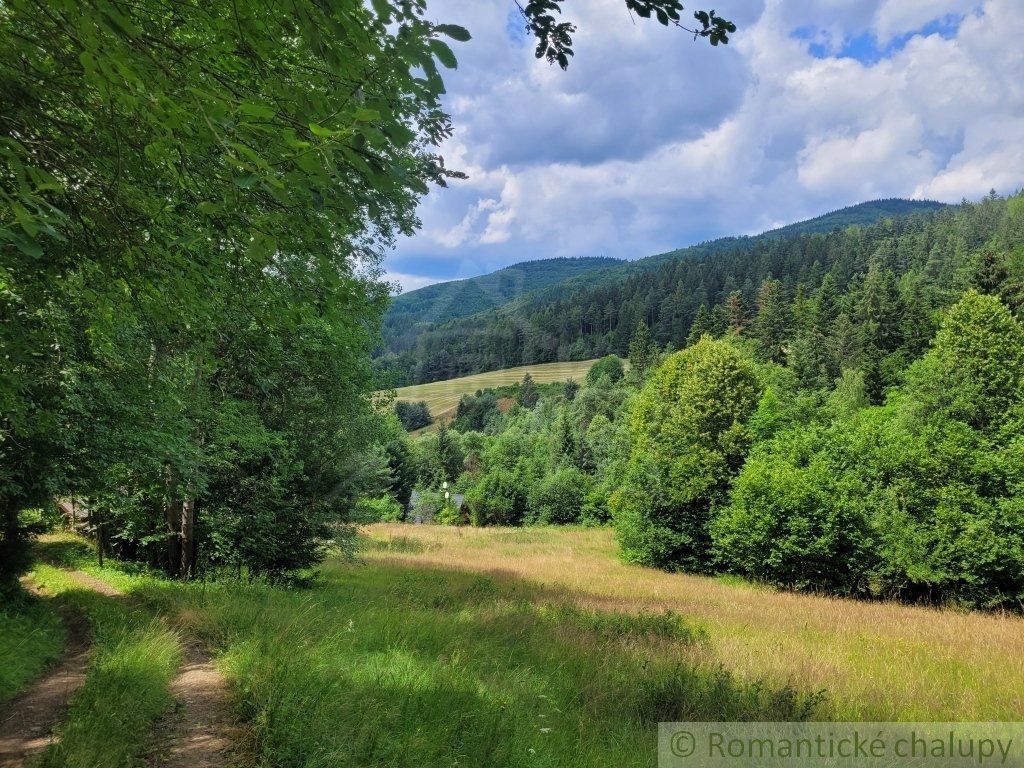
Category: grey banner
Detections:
[{"x1": 659, "y1": 722, "x2": 1024, "y2": 768}]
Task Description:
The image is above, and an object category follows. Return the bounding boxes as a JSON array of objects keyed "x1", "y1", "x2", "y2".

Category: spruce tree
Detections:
[
  {"x1": 753, "y1": 278, "x2": 790, "y2": 363},
  {"x1": 686, "y1": 304, "x2": 714, "y2": 346},
  {"x1": 519, "y1": 374, "x2": 539, "y2": 408},
  {"x1": 628, "y1": 321, "x2": 659, "y2": 380},
  {"x1": 726, "y1": 291, "x2": 747, "y2": 335}
]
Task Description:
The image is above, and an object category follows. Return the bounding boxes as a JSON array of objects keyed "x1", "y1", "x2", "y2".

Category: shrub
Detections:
[
  {"x1": 527, "y1": 468, "x2": 592, "y2": 524},
  {"x1": 395, "y1": 400, "x2": 432, "y2": 431},
  {"x1": 465, "y1": 469, "x2": 527, "y2": 526},
  {"x1": 410, "y1": 490, "x2": 443, "y2": 523},
  {"x1": 586, "y1": 355, "x2": 625, "y2": 385},
  {"x1": 452, "y1": 391, "x2": 499, "y2": 431},
  {"x1": 352, "y1": 496, "x2": 405, "y2": 524},
  {"x1": 711, "y1": 437, "x2": 875, "y2": 593}
]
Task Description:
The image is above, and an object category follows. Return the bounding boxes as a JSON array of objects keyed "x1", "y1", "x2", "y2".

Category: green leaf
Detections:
[
  {"x1": 12, "y1": 233, "x2": 42, "y2": 258},
  {"x1": 354, "y1": 107, "x2": 381, "y2": 123},
  {"x1": 434, "y1": 24, "x2": 471, "y2": 42},
  {"x1": 237, "y1": 102, "x2": 277, "y2": 120},
  {"x1": 429, "y1": 39, "x2": 458, "y2": 70},
  {"x1": 370, "y1": 0, "x2": 392, "y2": 24},
  {"x1": 11, "y1": 202, "x2": 39, "y2": 237},
  {"x1": 309, "y1": 122, "x2": 338, "y2": 138}
]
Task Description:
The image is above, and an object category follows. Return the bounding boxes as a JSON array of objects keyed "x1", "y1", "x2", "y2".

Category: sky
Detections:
[{"x1": 384, "y1": 0, "x2": 1024, "y2": 293}]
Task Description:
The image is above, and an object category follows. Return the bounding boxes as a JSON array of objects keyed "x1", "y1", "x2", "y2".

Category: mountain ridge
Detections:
[
  {"x1": 378, "y1": 197, "x2": 951, "y2": 384},
  {"x1": 382, "y1": 256, "x2": 623, "y2": 350}
]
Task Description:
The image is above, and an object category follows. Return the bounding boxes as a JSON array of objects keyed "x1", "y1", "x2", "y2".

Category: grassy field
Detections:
[
  {"x1": 12, "y1": 527, "x2": 1023, "y2": 768},
  {"x1": 13, "y1": 534, "x2": 818, "y2": 768},
  {"x1": 363, "y1": 524, "x2": 1024, "y2": 721},
  {"x1": 389, "y1": 360, "x2": 600, "y2": 423}
]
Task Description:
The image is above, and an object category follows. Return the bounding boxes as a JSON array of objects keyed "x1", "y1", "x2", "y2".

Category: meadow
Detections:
[
  {"x1": 363, "y1": 524, "x2": 1024, "y2": 722},
  {"x1": 388, "y1": 359, "x2": 600, "y2": 423},
  {"x1": 8, "y1": 533, "x2": 818, "y2": 768},
  {"x1": 6, "y1": 525, "x2": 1022, "y2": 768}
]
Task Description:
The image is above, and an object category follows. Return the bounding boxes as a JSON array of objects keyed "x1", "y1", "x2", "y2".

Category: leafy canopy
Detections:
[{"x1": 0, "y1": 0, "x2": 471, "y2": 583}]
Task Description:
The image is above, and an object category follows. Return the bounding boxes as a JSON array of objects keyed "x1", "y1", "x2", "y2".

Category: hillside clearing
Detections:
[
  {"x1": 388, "y1": 359, "x2": 600, "y2": 424},
  {"x1": 17, "y1": 534, "x2": 819, "y2": 768},
  {"x1": 7, "y1": 527, "x2": 1022, "y2": 768},
  {"x1": 363, "y1": 524, "x2": 1024, "y2": 721}
]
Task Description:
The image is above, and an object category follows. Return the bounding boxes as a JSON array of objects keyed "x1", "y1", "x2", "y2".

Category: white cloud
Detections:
[
  {"x1": 384, "y1": 270, "x2": 441, "y2": 294},
  {"x1": 872, "y1": 0, "x2": 979, "y2": 42},
  {"x1": 796, "y1": 116, "x2": 936, "y2": 197},
  {"x1": 389, "y1": 0, "x2": 1024, "y2": 281}
]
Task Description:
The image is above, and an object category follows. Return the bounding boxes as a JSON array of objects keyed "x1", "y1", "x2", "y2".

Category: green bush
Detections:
[
  {"x1": 586, "y1": 355, "x2": 625, "y2": 385},
  {"x1": 353, "y1": 496, "x2": 405, "y2": 524},
  {"x1": 711, "y1": 294, "x2": 1024, "y2": 608},
  {"x1": 395, "y1": 400, "x2": 432, "y2": 431},
  {"x1": 465, "y1": 469, "x2": 527, "y2": 526},
  {"x1": 711, "y1": 432, "x2": 875, "y2": 594},
  {"x1": 527, "y1": 468, "x2": 592, "y2": 524},
  {"x1": 452, "y1": 392, "x2": 500, "y2": 432},
  {"x1": 410, "y1": 490, "x2": 443, "y2": 523}
]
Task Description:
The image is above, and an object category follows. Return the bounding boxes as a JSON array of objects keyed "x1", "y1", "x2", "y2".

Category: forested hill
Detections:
[
  {"x1": 383, "y1": 256, "x2": 622, "y2": 349},
  {"x1": 377, "y1": 198, "x2": 951, "y2": 385},
  {"x1": 761, "y1": 199, "x2": 948, "y2": 239},
  {"x1": 632, "y1": 199, "x2": 949, "y2": 271}
]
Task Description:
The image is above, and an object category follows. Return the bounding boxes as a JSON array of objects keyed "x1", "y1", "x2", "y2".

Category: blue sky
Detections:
[{"x1": 385, "y1": 0, "x2": 1024, "y2": 292}]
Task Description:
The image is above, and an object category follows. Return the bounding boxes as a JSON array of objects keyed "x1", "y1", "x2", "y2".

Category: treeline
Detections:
[
  {"x1": 0, "y1": 1, "x2": 466, "y2": 589},
  {"x1": 375, "y1": 198, "x2": 1005, "y2": 386},
  {"x1": 369, "y1": 192, "x2": 1024, "y2": 608}
]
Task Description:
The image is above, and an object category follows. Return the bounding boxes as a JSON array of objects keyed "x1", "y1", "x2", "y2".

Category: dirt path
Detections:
[
  {"x1": 0, "y1": 568, "x2": 239, "y2": 768},
  {"x1": 143, "y1": 642, "x2": 240, "y2": 768},
  {"x1": 65, "y1": 569, "x2": 122, "y2": 598},
  {"x1": 0, "y1": 578, "x2": 98, "y2": 768},
  {"x1": 60, "y1": 568, "x2": 240, "y2": 767}
]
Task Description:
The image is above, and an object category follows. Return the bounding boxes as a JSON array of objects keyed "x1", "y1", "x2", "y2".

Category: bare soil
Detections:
[{"x1": 143, "y1": 641, "x2": 240, "y2": 768}]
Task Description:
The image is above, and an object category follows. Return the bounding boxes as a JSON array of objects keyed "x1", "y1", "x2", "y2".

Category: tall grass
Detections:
[
  {"x1": 0, "y1": 596, "x2": 65, "y2": 705},
  {"x1": 30, "y1": 526, "x2": 1022, "y2": 768},
  {"x1": 29, "y1": 561, "x2": 180, "y2": 768},
  {"x1": 364, "y1": 524, "x2": 1024, "y2": 721},
  {"x1": 133, "y1": 564, "x2": 819, "y2": 768}
]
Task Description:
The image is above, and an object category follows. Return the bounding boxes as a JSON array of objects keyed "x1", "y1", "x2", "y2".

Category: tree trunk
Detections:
[
  {"x1": 165, "y1": 468, "x2": 182, "y2": 578},
  {"x1": 180, "y1": 496, "x2": 195, "y2": 578},
  {"x1": 0, "y1": 497, "x2": 25, "y2": 591},
  {"x1": 95, "y1": 505, "x2": 104, "y2": 568}
]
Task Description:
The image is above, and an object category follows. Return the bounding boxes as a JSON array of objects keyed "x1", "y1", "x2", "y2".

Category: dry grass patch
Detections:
[{"x1": 362, "y1": 524, "x2": 1024, "y2": 721}]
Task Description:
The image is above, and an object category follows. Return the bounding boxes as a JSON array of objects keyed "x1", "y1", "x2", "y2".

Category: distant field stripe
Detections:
[{"x1": 389, "y1": 360, "x2": 599, "y2": 419}]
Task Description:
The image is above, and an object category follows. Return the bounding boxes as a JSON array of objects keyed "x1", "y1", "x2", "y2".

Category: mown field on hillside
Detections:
[{"x1": 389, "y1": 359, "x2": 599, "y2": 422}]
